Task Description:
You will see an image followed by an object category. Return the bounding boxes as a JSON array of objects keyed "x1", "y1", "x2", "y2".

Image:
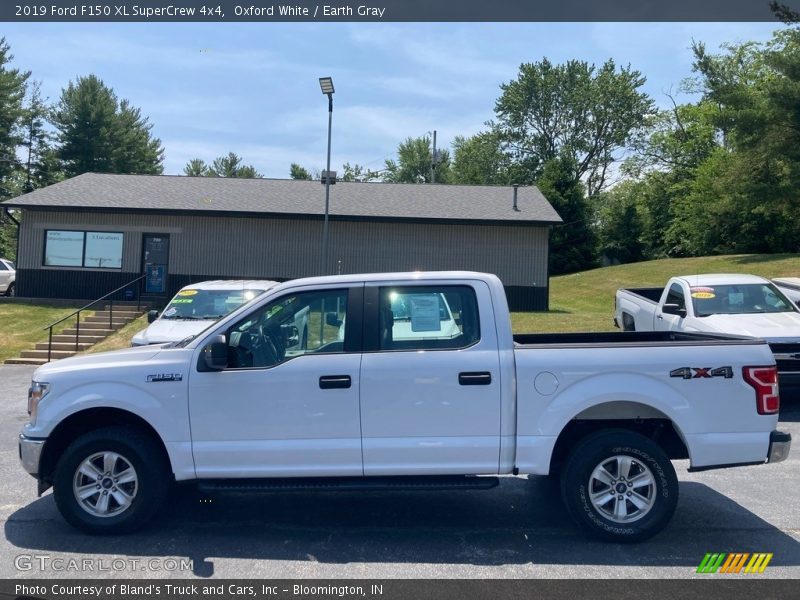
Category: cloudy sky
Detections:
[{"x1": 2, "y1": 22, "x2": 783, "y2": 177}]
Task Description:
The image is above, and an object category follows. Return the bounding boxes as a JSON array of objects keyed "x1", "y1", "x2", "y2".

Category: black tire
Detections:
[
  {"x1": 560, "y1": 429, "x2": 678, "y2": 543},
  {"x1": 6, "y1": 282, "x2": 14, "y2": 297},
  {"x1": 53, "y1": 425, "x2": 171, "y2": 534}
]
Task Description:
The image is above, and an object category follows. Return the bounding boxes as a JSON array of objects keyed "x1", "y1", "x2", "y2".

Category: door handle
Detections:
[
  {"x1": 459, "y1": 371, "x2": 492, "y2": 386},
  {"x1": 319, "y1": 375, "x2": 351, "y2": 389},
  {"x1": 656, "y1": 314, "x2": 664, "y2": 320}
]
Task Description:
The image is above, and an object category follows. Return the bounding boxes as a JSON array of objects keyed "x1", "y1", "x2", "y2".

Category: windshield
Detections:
[
  {"x1": 691, "y1": 283, "x2": 796, "y2": 317},
  {"x1": 161, "y1": 288, "x2": 265, "y2": 320}
]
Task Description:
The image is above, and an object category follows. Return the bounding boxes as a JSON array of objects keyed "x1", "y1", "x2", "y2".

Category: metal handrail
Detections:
[{"x1": 42, "y1": 274, "x2": 147, "y2": 361}]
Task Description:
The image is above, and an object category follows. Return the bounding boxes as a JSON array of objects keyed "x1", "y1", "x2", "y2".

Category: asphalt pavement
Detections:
[{"x1": 0, "y1": 364, "x2": 798, "y2": 579}]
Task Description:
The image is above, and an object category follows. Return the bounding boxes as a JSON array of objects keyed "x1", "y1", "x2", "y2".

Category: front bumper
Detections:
[
  {"x1": 768, "y1": 430, "x2": 791, "y2": 464},
  {"x1": 18, "y1": 434, "x2": 45, "y2": 477}
]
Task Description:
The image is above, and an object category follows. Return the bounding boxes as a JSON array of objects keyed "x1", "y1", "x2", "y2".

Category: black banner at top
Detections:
[{"x1": 2, "y1": 0, "x2": 799, "y2": 22}]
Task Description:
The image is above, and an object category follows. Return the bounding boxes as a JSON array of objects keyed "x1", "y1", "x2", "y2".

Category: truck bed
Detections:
[
  {"x1": 513, "y1": 330, "x2": 762, "y2": 347},
  {"x1": 619, "y1": 287, "x2": 663, "y2": 303}
]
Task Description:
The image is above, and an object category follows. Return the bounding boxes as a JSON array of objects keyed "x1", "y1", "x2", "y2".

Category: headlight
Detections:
[{"x1": 28, "y1": 381, "x2": 50, "y2": 426}]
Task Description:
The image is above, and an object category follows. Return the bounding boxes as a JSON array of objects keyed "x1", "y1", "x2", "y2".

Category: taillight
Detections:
[{"x1": 743, "y1": 366, "x2": 780, "y2": 415}]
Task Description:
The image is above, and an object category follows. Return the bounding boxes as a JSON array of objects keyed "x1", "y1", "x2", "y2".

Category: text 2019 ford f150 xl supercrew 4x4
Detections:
[{"x1": 19, "y1": 272, "x2": 791, "y2": 542}]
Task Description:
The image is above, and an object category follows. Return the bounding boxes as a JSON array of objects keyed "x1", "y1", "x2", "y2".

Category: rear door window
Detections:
[{"x1": 377, "y1": 285, "x2": 480, "y2": 351}]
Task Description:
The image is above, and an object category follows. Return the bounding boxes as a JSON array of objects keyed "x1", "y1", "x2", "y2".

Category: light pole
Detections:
[{"x1": 319, "y1": 76, "x2": 335, "y2": 275}]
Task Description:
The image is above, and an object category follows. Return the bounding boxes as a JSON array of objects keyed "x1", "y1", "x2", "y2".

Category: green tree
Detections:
[
  {"x1": 19, "y1": 81, "x2": 62, "y2": 192},
  {"x1": 51, "y1": 74, "x2": 163, "y2": 176},
  {"x1": 537, "y1": 155, "x2": 596, "y2": 274},
  {"x1": 494, "y1": 58, "x2": 654, "y2": 196},
  {"x1": 341, "y1": 162, "x2": 381, "y2": 182},
  {"x1": 0, "y1": 37, "x2": 29, "y2": 194},
  {"x1": 451, "y1": 131, "x2": 514, "y2": 185},
  {"x1": 595, "y1": 181, "x2": 645, "y2": 264},
  {"x1": 289, "y1": 163, "x2": 313, "y2": 180},
  {"x1": 184, "y1": 158, "x2": 209, "y2": 177},
  {"x1": 185, "y1": 153, "x2": 261, "y2": 178},
  {"x1": 383, "y1": 135, "x2": 451, "y2": 183},
  {"x1": 208, "y1": 152, "x2": 260, "y2": 178}
]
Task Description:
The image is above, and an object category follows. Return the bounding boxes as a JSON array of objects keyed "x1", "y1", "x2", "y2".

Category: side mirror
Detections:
[
  {"x1": 662, "y1": 303, "x2": 687, "y2": 318},
  {"x1": 325, "y1": 312, "x2": 342, "y2": 327},
  {"x1": 147, "y1": 310, "x2": 159, "y2": 323},
  {"x1": 201, "y1": 334, "x2": 228, "y2": 371}
]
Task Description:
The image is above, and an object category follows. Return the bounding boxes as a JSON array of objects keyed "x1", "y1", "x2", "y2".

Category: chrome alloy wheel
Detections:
[
  {"x1": 588, "y1": 455, "x2": 657, "y2": 523},
  {"x1": 72, "y1": 451, "x2": 138, "y2": 518}
]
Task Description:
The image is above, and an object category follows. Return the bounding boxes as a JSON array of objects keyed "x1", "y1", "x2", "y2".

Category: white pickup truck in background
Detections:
[
  {"x1": 773, "y1": 277, "x2": 800, "y2": 305},
  {"x1": 615, "y1": 274, "x2": 800, "y2": 394},
  {"x1": 19, "y1": 271, "x2": 790, "y2": 542}
]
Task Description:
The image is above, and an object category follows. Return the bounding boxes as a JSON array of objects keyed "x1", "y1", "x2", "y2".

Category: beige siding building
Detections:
[{"x1": 3, "y1": 173, "x2": 561, "y2": 310}]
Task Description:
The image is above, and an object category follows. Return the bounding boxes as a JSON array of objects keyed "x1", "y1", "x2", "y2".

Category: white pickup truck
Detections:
[
  {"x1": 19, "y1": 271, "x2": 790, "y2": 542},
  {"x1": 615, "y1": 274, "x2": 800, "y2": 394}
]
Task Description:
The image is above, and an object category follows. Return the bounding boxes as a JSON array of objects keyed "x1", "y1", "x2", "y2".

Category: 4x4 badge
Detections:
[{"x1": 670, "y1": 366, "x2": 733, "y2": 379}]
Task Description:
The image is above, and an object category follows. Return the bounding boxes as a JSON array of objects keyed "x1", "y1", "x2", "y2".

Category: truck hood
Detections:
[
  {"x1": 700, "y1": 312, "x2": 800, "y2": 342},
  {"x1": 132, "y1": 318, "x2": 215, "y2": 345},
  {"x1": 32, "y1": 345, "x2": 163, "y2": 378}
]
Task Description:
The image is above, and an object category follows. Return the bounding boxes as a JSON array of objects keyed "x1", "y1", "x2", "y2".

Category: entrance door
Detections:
[{"x1": 141, "y1": 234, "x2": 170, "y2": 295}]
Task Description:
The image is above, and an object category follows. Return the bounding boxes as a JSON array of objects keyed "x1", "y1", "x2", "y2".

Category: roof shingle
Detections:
[{"x1": 2, "y1": 173, "x2": 562, "y2": 224}]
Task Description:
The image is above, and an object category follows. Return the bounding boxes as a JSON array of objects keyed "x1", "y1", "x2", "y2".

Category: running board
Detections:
[{"x1": 197, "y1": 475, "x2": 500, "y2": 493}]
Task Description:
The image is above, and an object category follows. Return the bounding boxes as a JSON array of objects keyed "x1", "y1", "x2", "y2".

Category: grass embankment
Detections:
[
  {"x1": 510, "y1": 253, "x2": 800, "y2": 334},
  {"x1": 0, "y1": 303, "x2": 77, "y2": 363},
  {"x1": 85, "y1": 314, "x2": 148, "y2": 354}
]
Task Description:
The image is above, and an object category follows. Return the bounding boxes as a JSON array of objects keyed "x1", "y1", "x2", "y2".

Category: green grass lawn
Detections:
[
  {"x1": 0, "y1": 303, "x2": 78, "y2": 363},
  {"x1": 511, "y1": 253, "x2": 800, "y2": 333}
]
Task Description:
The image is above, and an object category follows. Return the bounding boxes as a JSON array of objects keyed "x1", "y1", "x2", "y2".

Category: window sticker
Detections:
[
  {"x1": 691, "y1": 286, "x2": 716, "y2": 299},
  {"x1": 171, "y1": 298, "x2": 193, "y2": 304},
  {"x1": 163, "y1": 307, "x2": 178, "y2": 317},
  {"x1": 728, "y1": 292, "x2": 744, "y2": 305},
  {"x1": 409, "y1": 294, "x2": 441, "y2": 332},
  {"x1": 177, "y1": 289, "x2": 198, "y2": 296}
]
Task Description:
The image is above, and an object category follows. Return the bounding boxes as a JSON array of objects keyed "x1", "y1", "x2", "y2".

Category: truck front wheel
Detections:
[
  {"x1": 52, "y1": 425, "x2": 170, "y2": 534},
  {"x1": 560, "y1": 430, "x2": 678, "y2": 543}
]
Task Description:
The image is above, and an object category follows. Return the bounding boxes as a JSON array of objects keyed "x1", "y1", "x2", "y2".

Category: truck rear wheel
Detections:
[
  {"x1": 560, "y1": 429, "x2": 678, "y2": 543},
  {"x1": 52, "y1": 425, "x2": 170, "y2": 534}
]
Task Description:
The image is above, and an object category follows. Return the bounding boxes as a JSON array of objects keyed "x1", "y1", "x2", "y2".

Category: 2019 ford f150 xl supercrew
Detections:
[
  {"x1": 19, "y1": 272, "x2": 791, "y2": 542},
  {"x1": 614, "y1": 273, "x2": 800, "y2": 393}
]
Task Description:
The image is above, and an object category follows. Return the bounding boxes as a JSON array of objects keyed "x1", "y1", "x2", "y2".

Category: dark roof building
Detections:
[{"x1": 2, "y1": 173, "x2": 562, "y2": 310}]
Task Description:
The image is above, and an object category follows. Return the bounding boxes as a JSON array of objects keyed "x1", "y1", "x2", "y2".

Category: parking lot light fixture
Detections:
[{"x1": 319, "y1": 76, "x2": 335, "y2": 274}]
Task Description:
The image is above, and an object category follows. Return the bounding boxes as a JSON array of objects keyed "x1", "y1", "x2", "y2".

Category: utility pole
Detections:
[{"x1": 431, "y1": 130, "x2": 437, "y2": 184}]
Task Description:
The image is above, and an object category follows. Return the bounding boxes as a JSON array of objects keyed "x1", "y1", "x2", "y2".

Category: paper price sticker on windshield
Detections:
[
  {"x1": 177, "y1": 290, "x2": 198, "y2": 296},
  {"x1": 172, "y1": 298, "x2": 193, "y2": 304},
  {"x1": 691, "y1": 286, "x2": 715, "y2": 299}
]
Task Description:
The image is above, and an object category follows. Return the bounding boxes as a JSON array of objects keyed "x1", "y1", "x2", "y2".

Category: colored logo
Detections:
[{"x1": 697, "y1": 552, "x2": 773, "y2": 574}]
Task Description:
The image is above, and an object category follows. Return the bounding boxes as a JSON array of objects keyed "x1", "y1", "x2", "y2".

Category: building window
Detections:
[{"x1": 44, "y1": 230, "x2": 124, "y2": 269}]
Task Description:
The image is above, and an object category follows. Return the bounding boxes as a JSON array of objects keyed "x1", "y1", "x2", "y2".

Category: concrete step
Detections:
[
  {"x1": 20, "y1": 349, "x2": 76, "y2": 360},
  {"x1": 91, "y1": 311, "x2": 141, "y2": 319},
  {"x1": 61, "y1": 327, "x2": 114, "y2": 336},
  {"x1": 51, "y1": 334, "x2": 106, "y2": 343},
  {"x1": 4, "y1": 357, "x2": 50, "y2": 365},
  {"x1": 82, "y1": 316, "x2": 131, "y2": 325},
  {"x1": 102, "y1": 302, "x2": 151, "y2": 310},
  {"x1": 35, "y1": 342, "x2": 94, "y2": 351},
  {"x1": 69, "y1": 321, "x2": 125, "y2": 330}
]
